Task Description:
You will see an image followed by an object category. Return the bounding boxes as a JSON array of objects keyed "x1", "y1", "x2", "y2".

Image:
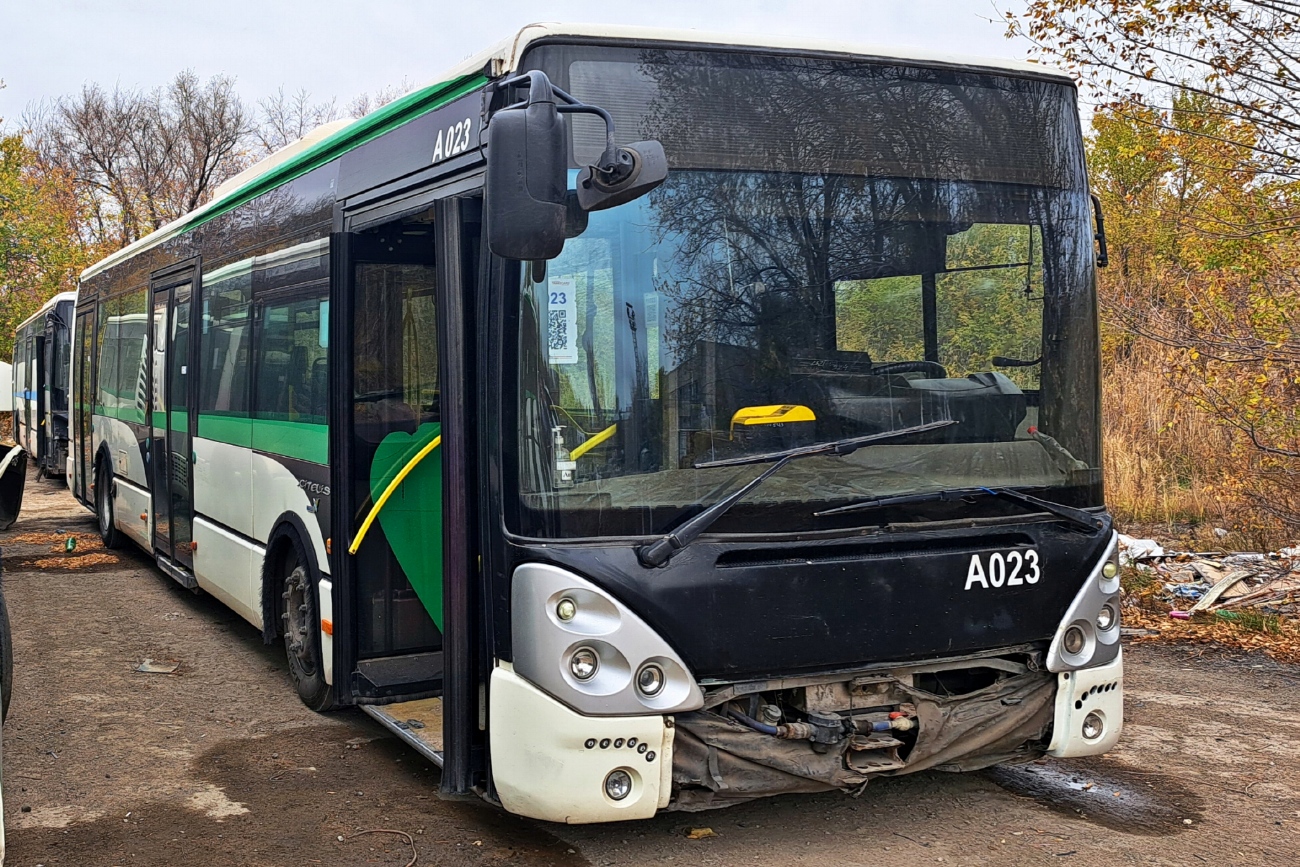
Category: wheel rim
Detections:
[
  {"x1": 98, "y1": 470, "x2": 111, "y2": 534},
  {"x1": 282, "y1": 565, "x2": 317, "y2": 676}
]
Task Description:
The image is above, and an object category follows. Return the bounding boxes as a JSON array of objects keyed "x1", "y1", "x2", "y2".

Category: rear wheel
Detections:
[
  {"x1": 95, "y1": 460, "x2": 122, "y2": 549},
  {"x1": 281, "y1": 542, "x2": 334, "y2": 711}
]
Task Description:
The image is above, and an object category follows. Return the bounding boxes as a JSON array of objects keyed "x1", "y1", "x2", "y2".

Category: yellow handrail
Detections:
[
  {"x1": 348, "y1": 434, "x2": 442, "y2": 555},
  {"x1": 571, "y1": 423, "x2": 617, "y2": 460}
]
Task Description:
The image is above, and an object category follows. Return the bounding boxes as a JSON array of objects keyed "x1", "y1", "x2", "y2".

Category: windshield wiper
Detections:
[
  {"x1": 636, "y1": 419, "x2": 957, "y2": 568},
  {"x1": 815, "y1": 485, "x2": 1106, "y2": 534}
]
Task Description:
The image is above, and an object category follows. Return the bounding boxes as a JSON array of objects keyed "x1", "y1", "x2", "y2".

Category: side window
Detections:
[
  {"x1": 255, "y1": 291, "x2": 328, "y2": 424},
  {"x1": 96, "y1": 297, "x2": 120, "y2": 414},
  {"x1": 117, "y1": 287, "x2": 148, "y2": 424},
  {"x1": 835, "y1": 276, "x2": 925, "y2": 361},
  {"x1": 199, "y1": 267, "x2": 253, "y2": 416}
]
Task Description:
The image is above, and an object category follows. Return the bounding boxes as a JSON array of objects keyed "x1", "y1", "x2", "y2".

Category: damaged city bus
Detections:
[{"x1": 69, "y1": 24, "x2": 1120, "y2": 823}]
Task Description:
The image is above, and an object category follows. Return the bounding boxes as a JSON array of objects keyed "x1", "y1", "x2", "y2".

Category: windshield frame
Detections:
[{"x1": 500, "y1": 40, "x2": 1102, "y2": 542}]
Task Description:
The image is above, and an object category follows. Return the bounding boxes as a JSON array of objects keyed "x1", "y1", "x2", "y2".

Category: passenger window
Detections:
[
  {"x1": 199, "y1": 268, "x2": 253, "y2": 416},
  {"x1": 255, "y1": 293, "x2": 328, "y2": 423}
]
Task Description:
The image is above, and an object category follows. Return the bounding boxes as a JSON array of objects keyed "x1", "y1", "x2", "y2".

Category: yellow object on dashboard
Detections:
[{"x1": 729, "y1": 404, "x2": 817, "y2": 439}]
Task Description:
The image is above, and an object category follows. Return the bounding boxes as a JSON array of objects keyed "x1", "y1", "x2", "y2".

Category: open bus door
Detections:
[{"x1": 331, "y1": 193, "x2": 481, "y2": 794}]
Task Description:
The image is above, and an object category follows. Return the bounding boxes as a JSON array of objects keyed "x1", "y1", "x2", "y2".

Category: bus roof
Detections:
[
  {"x1": 80, "y1": 22, "x2": 1072, "y2": 283},
  {"x1": 13, "y1": 291, "x2": 77, "y2": 334}
]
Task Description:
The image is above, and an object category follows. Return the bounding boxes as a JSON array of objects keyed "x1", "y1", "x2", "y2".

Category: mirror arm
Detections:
[{"x1": 1090, "y1": 192, "x2": 1109, "y2": 268}]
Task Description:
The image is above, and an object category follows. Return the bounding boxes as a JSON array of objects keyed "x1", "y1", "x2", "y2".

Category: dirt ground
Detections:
[{"x1": 2, "y1": 471, "x2": 1299, "y2": 866}]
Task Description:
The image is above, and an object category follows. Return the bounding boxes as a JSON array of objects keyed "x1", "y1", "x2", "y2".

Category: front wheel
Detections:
[
  {"x1": 281, "y1": 545, "x2": 335, "y2": 712},
  {"x1": 95, "y1": 461, "x2": 122, "y2": 549}
]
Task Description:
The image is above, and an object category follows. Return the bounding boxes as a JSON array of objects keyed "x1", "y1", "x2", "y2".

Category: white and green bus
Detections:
[
  {"x1": 12, "y1": 291, "x2": 76, "y2": 479},
  {"x1": 71, "y1": 24, "x2": 1122, "y2": 823}
]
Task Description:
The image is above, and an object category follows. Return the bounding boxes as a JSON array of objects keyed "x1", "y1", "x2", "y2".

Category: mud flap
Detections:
[{"x1": 0, "y1": 446, "x2": 28, "y2": 531}]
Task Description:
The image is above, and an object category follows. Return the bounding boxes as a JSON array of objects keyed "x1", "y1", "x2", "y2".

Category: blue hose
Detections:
[{"x1": 727, "y1": 708, "x2": 779, "y2": 736}]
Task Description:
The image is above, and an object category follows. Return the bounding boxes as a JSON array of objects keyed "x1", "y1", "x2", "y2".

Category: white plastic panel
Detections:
[
  {"x1": 192, "y1": 516, "x2": 262, "y2": 628},
  {"x1": 489, "y1": 663, "x2": 672, "y2": 823},
  {"x1": 249, "y1": 452, "x2": 330, "y2": 576},
  {"x1": 193, "y1": 437, "x2": 254, "y2": 539},
  {"x1": 1047, "y1": 649, "x2": 1123, "y2": 757},
  {"x1": 112, "y1": 476, "x2": 152, "y2": 549}
]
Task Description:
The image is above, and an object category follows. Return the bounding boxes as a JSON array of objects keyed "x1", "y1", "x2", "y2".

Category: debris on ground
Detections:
[
  {"x1": 1118, "y1": 534, "x2": 1299, "y2": 618},
  {"x1": 135, "y1": 658, "x2": 180, "y2": 674},
  {"x1": 1118, "y1": 534, "x2": 1300, "y2": 662}
]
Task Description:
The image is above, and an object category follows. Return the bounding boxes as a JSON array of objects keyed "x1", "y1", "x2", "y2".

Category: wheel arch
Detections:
[{"x1": 260, "y1": 512, "x2": 322, "y2": 645}]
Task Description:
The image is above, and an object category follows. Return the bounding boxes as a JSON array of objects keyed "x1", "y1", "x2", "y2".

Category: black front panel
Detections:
[{"x1": 508, "y1": 520, "x2": 1110, "y2": 682}]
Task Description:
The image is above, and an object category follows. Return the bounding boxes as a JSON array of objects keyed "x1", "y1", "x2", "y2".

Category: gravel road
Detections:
[{"x1": 2, "y1": 472, "x2": 1297, "y2": 866}]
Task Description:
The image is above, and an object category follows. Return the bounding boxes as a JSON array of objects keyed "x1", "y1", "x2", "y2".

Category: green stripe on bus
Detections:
[
  {"x1": 197, "y1": 415, "x2": 332, "y2": 465},
  {"x1": 195, "y1": 414, "x2": 327, "y2": 464},
  {"x1": 197, "y1": 414, "x2": 252, "y2": 448},
  {"x1": 251, "y1": 419, "x2": 328, "y2": 464}
]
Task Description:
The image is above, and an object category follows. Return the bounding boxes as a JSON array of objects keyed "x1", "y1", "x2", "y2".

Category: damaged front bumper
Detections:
[{"x1": 668, "y1": 648, "x2": 1122, "y2": 812}]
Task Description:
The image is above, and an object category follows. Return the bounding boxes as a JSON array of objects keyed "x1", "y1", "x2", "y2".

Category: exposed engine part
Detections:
[
  {"x1": 759, "y1": 704, "x2": 782, "y2": 726},
  {"x1": 776, "y1": 721, "x2": 813, "y2": 740},
  {"x1": 806, "y1": 711, "x2": 846, "y2": 746}
]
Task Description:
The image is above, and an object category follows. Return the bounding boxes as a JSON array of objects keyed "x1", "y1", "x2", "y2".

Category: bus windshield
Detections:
[{"x1": 510, "y1": 47, "x2": 1100, "y2": 539}]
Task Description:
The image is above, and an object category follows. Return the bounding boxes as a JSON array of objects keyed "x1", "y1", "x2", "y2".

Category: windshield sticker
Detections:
[{"x1": 546, "y1": 277, "x2": 578, "y2": 365}]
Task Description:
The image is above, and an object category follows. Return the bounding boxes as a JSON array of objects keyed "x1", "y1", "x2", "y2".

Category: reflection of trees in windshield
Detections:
[{"x1": 635, "y1": 52, "x2": 1072, "y2": 374}]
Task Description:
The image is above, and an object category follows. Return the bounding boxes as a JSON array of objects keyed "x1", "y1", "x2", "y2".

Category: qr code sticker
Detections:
[{"x1": 548, "y1": 309, "x2": 568, "y2": 350}]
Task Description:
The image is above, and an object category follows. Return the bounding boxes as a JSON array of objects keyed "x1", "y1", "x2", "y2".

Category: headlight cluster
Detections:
[
  {"x1": 1047, "y1": 534, "x2": 1122, "y2": 673},
  {"x1": 513, "y1": 563, "x2": 705, "y2": 716}
]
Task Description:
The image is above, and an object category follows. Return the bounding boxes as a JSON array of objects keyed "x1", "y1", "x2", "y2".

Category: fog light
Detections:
[
  {"x1": 604, "y1": 768, "x2": 633, "y2": 801},
  {"x1": 1082, "y1": 711, "x2": 1105, "y2": 740},
  {"x1": 1102, "y1": 561, "x2": 1118, "y2": 579},
  {"x1": 636, "y1": 663, "x2": 665, "y2": 697},
  {"x1": 556, "y1": 597, "x2": 577, "y2": 621},
  {"x1": 1063, "y1": 625, "x2": 1087, "y2": 656},
  {"x1": 1097, "y1": 603, "x2": 1117, "y2": 631},
  {"x1": 570, "y1": 647, "x2": 598, "y2": 681}
]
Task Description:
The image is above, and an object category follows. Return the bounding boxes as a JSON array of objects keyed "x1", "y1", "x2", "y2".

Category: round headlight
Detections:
[
  {"x1": 1102, "y1": 561, "x2": 1118, "y2": 579},
  {"x1": 636, "y1": 663, "x2": 665, "y2": 697},
  {"x1": 556, "y1": 597, "x2": 577, "y2": 621},
  {"x1": 1097, "y1": 603, "x2": 1117, "y2": 631},
  {"x1": 1063, "y1": 625, "x2": 1087, "y2": 656},
  {"x1": 570, "y1": 647, "x2": 599, "y2": 681},
  {"x1": 1082, "y1": 711, "x2": 1105, "y2": 740},
  {"x1": 604, "y1": 768, "x2": 633, "y2": 801}
]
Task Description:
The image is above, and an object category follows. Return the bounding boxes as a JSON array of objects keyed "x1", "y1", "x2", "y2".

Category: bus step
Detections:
[
  {"x1": 155, "y1": 553, "x2": 198, "y2": 590},
  {"x1": 361, "y1": 698, "x2": 445, "y2": 767}
]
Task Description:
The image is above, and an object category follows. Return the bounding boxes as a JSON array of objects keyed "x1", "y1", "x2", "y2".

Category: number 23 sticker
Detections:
[{"x1": 965, "y1": 550, "x2": 1040, "y2": 590}]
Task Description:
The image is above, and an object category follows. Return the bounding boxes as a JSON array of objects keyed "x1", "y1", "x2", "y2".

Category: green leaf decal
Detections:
[{"x1": 369, "y1": 422, "x2": 443, "y2": 628}]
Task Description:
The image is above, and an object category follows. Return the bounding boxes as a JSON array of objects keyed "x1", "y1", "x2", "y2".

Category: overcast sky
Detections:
[{"x1": 1, "y1": 0, "x2": 1033, "y2": 124}]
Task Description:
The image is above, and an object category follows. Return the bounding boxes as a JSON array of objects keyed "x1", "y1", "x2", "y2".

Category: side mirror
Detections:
[
  {"x1": 485, "y1": 73, "x2": 570, "y2": 261},
  {"x1": 485, "y1": 70, "x2": 668, "y2": 262}
]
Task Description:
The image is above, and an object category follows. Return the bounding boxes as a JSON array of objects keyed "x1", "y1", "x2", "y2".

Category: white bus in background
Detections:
[{"x1": 11, "y1": 292, "x2": 76, "y2": 479}]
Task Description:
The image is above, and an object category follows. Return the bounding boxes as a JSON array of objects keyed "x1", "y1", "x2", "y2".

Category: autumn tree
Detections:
[
  {"x1": 0, "y1": 133, "x2": 89, "y2": 359},
  {"x1": 25, "y1": 70, "x2": 255, "y2": 249}
]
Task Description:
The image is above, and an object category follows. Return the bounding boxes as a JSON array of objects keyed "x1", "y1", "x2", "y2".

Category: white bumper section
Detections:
[
  {"x1": 489, "y1": 662, "x2": 673, "y2": 823},
  {"x1": 1047, "y1": 648, "x2": 1123, "y2": 757}
]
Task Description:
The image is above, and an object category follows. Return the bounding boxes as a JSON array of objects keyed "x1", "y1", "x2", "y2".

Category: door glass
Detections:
[
  {"x1": 151, "y1": 288, "x2": 171, "y2": 553},
  {"x1": 351, "y1": 250, "x2": 441, "y2": 659},
  {"x1": 169, "y1": 286, "x2": 193, "y2": 564}
]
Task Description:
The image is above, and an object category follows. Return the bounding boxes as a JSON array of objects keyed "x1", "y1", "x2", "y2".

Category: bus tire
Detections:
[
  {"x1": 280, "y1": 536, "x2": 335, "y2": 712},
  {"x1": 95, "y1": 460, "x2": 122, "y2": 550}
]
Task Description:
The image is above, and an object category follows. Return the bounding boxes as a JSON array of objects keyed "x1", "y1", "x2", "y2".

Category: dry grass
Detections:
[{"x1": 1103, "y1": 344, "x2": 1236, "y2": 533}]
